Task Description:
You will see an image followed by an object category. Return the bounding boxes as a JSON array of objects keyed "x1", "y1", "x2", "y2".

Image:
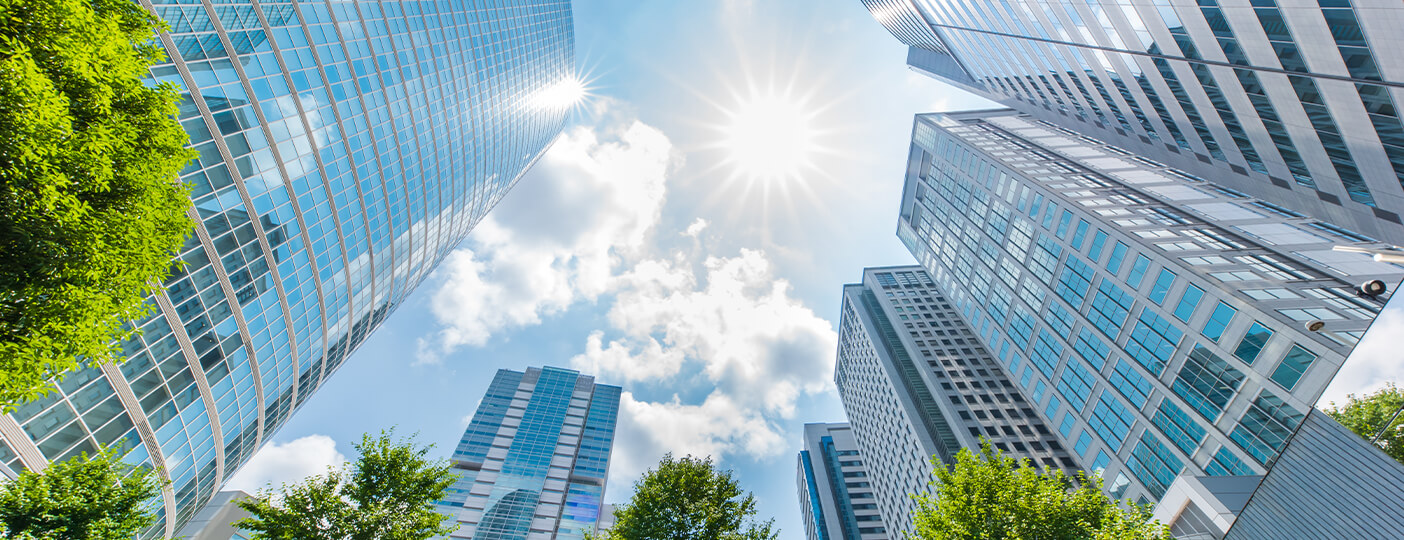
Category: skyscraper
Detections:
[
  {"x1": 796, "y1": 423, "x2": 889, "y2": 540},
  {"x1": 0, "y1": 1, "x2": 575, "y2": 536},
  {"x1": 437, "y1": 366, "x2": 620, "y2": 540},
  {"x1": 862, "y1": 0, "x2": 1404, "y2": 244},
  {"x1": 893, "y1": 109, "x2": 1401, "y2": 504},
  {"x1": 834, "y1": 266, "x2": 1076, "y2": 537}
]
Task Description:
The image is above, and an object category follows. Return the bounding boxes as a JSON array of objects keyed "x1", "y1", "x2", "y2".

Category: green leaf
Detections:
[{"x1": 602, "y1": 454, "x2": 777, "y2": 540}]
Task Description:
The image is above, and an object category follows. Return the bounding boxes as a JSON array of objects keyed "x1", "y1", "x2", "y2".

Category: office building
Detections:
[
  {"x1": 0, "y1": 1, "x2": 575, "y2": 536},
  {"x1": 796, "y1": 422, "x2": 888, "y2": 540},
  {"x1": 893, "y1": 109, "x2": 1401, "y2": 505},
  {"x1": 834, "y1": 266, "x2": 1076, "y2": 537},
  {"x1": 437, "y1": 366, "x2": 620, "y2": 540},
  {"x1": 862, "y1": 0, "x2": 1404, "y2": 243},
  {"x1": 176, "y1": 491, "x2": 255, "y2": 540}
]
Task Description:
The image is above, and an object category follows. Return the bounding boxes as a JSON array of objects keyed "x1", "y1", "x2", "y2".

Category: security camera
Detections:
[
  {"x1": 1358, "y1": 279, "x2": 1387, "y2": 297},
  {"x1": 1305, "y1": 320, "x2": 1326, "y2": 332}
]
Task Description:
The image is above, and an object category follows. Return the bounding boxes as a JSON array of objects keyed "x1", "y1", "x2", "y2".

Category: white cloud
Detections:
[
  {"x1": 684, "y1": 218, "x2": 709, "y2": 237},
  {"x1": 1320, "y1": 304, "x2": 1404, "y2": 407},
  {"x1": 417, "y1": 113, "x2": 674, "y2": 363},
  {"x1": 607, "y1": 391, "x2": 786, "y2": 492},
  {"x1": 224, "y1": 435, "x2": 347, "y2": 494}
]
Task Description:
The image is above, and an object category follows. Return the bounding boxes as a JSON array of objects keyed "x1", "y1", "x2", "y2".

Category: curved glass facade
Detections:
[{"x1": 0, "y1": 1, "x2": 574, "y2": 536}]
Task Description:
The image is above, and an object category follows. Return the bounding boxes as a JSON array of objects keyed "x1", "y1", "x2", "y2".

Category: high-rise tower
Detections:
[
  {"x1": 437, "y1": 367, "x2": 620, "y2": 540},
  {"x1": 0, "y1": 1, "x2": 575, "y2": 536},
  {"x1": 835, "y1": 266, "x2": 1077, "y2": 537},
  {"x1": 894, "y1": 109, "x2": 1401, "y2": 505},
  {"x1": 862, "y1": 0, "x2": 1404, "y2": 244},
  {"x1": 796, "y1": 423, "x2": 889, "y2": 540}
]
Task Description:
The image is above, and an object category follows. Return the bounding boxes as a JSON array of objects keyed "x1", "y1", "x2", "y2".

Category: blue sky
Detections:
[{"x1": 223, "y1": 0, "x2": 997, "y2": 536}]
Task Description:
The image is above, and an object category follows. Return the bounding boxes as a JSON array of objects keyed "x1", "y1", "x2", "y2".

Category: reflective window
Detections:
[
  {"x1": 1088, "y1": 230, "x2": 1109, "y2": 262},
  {"x1": 1147, "y1": 269, "x2": 1176, "y2": 305},
  {"x1": 1126, "y1": 255, "x2": 1152, "y2": 289},
  {"x1": 1106, "y1": 242, "x2": 1128, "y2": 274},
  {"x1": 1126, "y1": 309, "x2": 1183, "y2": 375},
  {"x1": 1173, "y1": 345, "x2": 1244, "y2": 421},
  {"x1": 1173, "y1": 285, "x2": 1204, "y2": 322},
  {"x1": 1206, "y1": 447, "x2": 1254, "y2": 476},
  {"x1": 1127, "y1": 431, "x2": 1184, "y2": 499},
  {"x1": 1088, "y1": 280, "x2": 1135, "y2": 338},
  {"x1": 1201, "y1": 301, "x2": 1237, "y2": 342},
  {"x1": 1152, "y1": 400, "x2": 1206, "y2": 455},
  {"x1": 1233, "y1": 322, "x2": 1273, "y2": 364},
  {"x1": 1088, "y1": 392, "x2": 1136, "y2": 452},
  {"x1": 1270, "y1": 345, "x2": 1317, "y2": 390},
  {"x1": 1074, "y1": 430, "x2": 1093, "y2": 457},
  {"x1": 1230, "y1": 391, "x2": 1304, "y2": 465},
  {"x1": 1110, "y1": 359, "x2": 1153, "y2": 409}
]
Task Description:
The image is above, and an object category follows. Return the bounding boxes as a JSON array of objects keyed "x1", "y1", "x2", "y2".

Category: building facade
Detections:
[
  {"x1": 894, "y1": 109, "x2": 1401, "y2": 505},
  {"x1": 834, "y1": 266, "x2": 1077, "y2": 536},
  {"x1": 0, "y1": 1, "x2": 575, "y2": 536},
  {"x1": 796, "y1": 422, "x2": 889, "y2": 540},
  {"x1": 862, "y1": 0, "x2": 1404, "y2": 244},
  {"x1": 436, "y1": 366, "x2": 620, "y2": 540}
]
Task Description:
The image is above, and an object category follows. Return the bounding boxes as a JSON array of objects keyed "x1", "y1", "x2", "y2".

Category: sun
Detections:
[{"x1": 721, "y1": 91, "x2": 818, "y2": 182}]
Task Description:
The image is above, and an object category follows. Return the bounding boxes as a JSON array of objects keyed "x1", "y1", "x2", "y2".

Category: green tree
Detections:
[
  {"x1": 0, "y1": 446, "x2": 161, "y2": 539},
  {"x1": 0, "y1": 0, "x2": 195, "y2": 411},
  {"x1": 236, "y1": 431, "x2": 458, "y2": 540},
  {"x1": 912, "y1": 442, "x2": 1169, "y2": 539},
  {"x1": 598, "y1": 454, "x2": 777, "y2": 540},
  {"x1": 1325, "y1": 383, "x2": 1404, "y2": 465}
]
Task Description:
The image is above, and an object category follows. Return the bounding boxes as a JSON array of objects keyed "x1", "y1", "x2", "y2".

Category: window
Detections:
[
  {"x1": 1173, "y1": 284, "x2": 1203, "y2": 322},
  {"x1": 1127, "y1": 255, "x2": 1152, "y2": 288},
  {"x1": 1152, "y1": 400, "x2": 1206, "y2": 454},
  {"x1": 1107, "y1": 242, "x2": 1129, "y2": 273},
  {"x1": 1230, "y1": 391, "x2": 1304, "y2": 466},
  {"x1": 1092, "y1": 451, "x2": 1110, "y2": 473},
  {"x1": 1172, "y1": 345, "x2": 1244, "y2": 421},
  {"x1": 1127, "y1": 432, "x2": 1184, "y2": 499},
  {"x1": 1147, "y1": 268, "x2": 1176, "y2": 305},
  {"x1": 1206, "y1": 447, "x2": 1254, "y2": 476},
  {"x1": 1126, "y1": 309, "x2": 1183, "y2": 375},
  {"x1": 1201, "y1": 301, "x2": 1237, "y2": 342},
  {"x1": 1032, "y1": 380, "x2": 1047, "y2": 403},
  {"x1": 1045, "y1": 395, "x2": 1061, "y2": 420},
  {"x1": 1088, "y1": 230, "x2": 1109, "y2": 262},
  {"x1": 1074, "y1": 430, "x2": 1093, "y2": 456},
  {"x1": 1070, "y1": 219, "x2": 1090, "y2": 249},
  {"x1": 1231, "y1": 321, "x2": 1272, "y2": 365},
  {"x1": 1058, "y1": 357, "x2": 1097, "y2": 412},
  {"x1": 1088, "y1": 280, "x2": 1135, "y2": 338},
  {"x1": 1031, "y1": 329, "x2": 1064, "y2": 377},
  {"x1": 1072, "y1": 327, "x2": 1111, "y2": 370},
  {"x1": 1270, "y1": 344, "x2": 1317, "y2": 390},
  {"x1": 1110, "y1": 359, "x2": 1153, "y2": 408},
  {"x1": 1088, "y1": 392, "x2": 1136, "y2": 452},
  {"x1": 1059, "y1": 414, "x2": 1075, "y2": 437},
  {"x1": 1054, "y1": 256, "x2": 1095, "y2": 307}
]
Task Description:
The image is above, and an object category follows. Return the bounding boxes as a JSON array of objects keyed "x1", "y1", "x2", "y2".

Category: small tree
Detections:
[
  {"x1": 600, "y1": 454, "x2": 777, "y2": 540},
  {"x1": 0, "y1": 0, "x2": 196, "y2": 411},
  {"x1": 912, "y1": 442, "x2": 1169, "y2": 539},
  {"x1": 0, "y1": 446, "x2": 161, "y2": 539},
  {"x1": 236, "y1": 431, "x2": 457, "y2": 540},
  {"x1": 1326, "y1": 383, "x2": 1404, "y2": 465}
]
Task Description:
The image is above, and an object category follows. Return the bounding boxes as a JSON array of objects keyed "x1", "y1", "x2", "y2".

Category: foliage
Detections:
[
  {"x1": 911, "y1": 442, "x2": 1169, "y2": 540},
  {"x1": 236, "y1": 431, "x2": 458, "y2": 540},
  {"x1": 0, "y1": 446, "x2": 161, "y2": 539},
  {"x1": 596, "y1": 454, "x2": 777, "y2": 540},
  {"x1": 1325, "y1": 383, "x2": 1404, "y2": 465},
  {"x1": 0, "y1": 0, "x2": 195, "y2": 411}
]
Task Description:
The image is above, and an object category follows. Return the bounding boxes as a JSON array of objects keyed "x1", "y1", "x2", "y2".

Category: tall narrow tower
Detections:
[
  {"x1": 438, "y1": 367, "x2": 620, "y2": 540},
  {"x1": 0, "y1": 1, "x2": 577, "y2": 536}
]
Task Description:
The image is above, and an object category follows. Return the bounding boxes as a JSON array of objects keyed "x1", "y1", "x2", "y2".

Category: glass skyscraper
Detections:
[
  {"x1": 437, "y1": 366, "x2": 620, "y2": 540},
  {"x1": 0, "y1": 1, "x2": 575, "y2": 536},
  {"x1": 894, "y1": 109, "x2": 1401, "y2": 505},
  {"x1": 796, "y1": 422, "x2": 889, "y2": 540},
  {"x1": 862, "y1": 0, "x2": 1404, "y2": 244},
  {"x1": 834, "y1": 266, "x2": 1077, "y2": 536}
]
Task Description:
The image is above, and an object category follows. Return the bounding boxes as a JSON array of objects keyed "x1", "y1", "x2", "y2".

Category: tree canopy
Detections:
[
  {"x1": 1325, "y1": 383, "x2": 1404, "y2": 465},
  {"x1": 599, "y1": 454, "x2": 777, "y2": 540},
  {"x1": 0, "y1": 446, "x2": 161, "y2": 539},
  {"x1": 235, "y1": 431, "x2": 457, "y2": 540},
  {"x1": 911, "y1": 442, "x2": 1169, "y2": 540},
  {"x1": 0, "y1": 0, "x2": 195, "y2": 411}
]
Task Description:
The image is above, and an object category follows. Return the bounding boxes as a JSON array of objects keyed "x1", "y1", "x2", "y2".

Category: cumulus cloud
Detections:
[
  {"x1": 684, "y1": 218, "x2": 709, "y2": 237},
  {"x1": 224, "y1": 435, "x2": 347, "y2": 494},
  {"x1": 607, "y1": 391, "x2": 787, "y2": 490},
  {"x1": 417, "y1": 115, "x2": 674, "y2": 363}
]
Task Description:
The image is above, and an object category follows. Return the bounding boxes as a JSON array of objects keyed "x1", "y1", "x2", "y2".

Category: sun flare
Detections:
[{"x1": 722, "y1": 92, "x2": 817, "y2": 181}]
